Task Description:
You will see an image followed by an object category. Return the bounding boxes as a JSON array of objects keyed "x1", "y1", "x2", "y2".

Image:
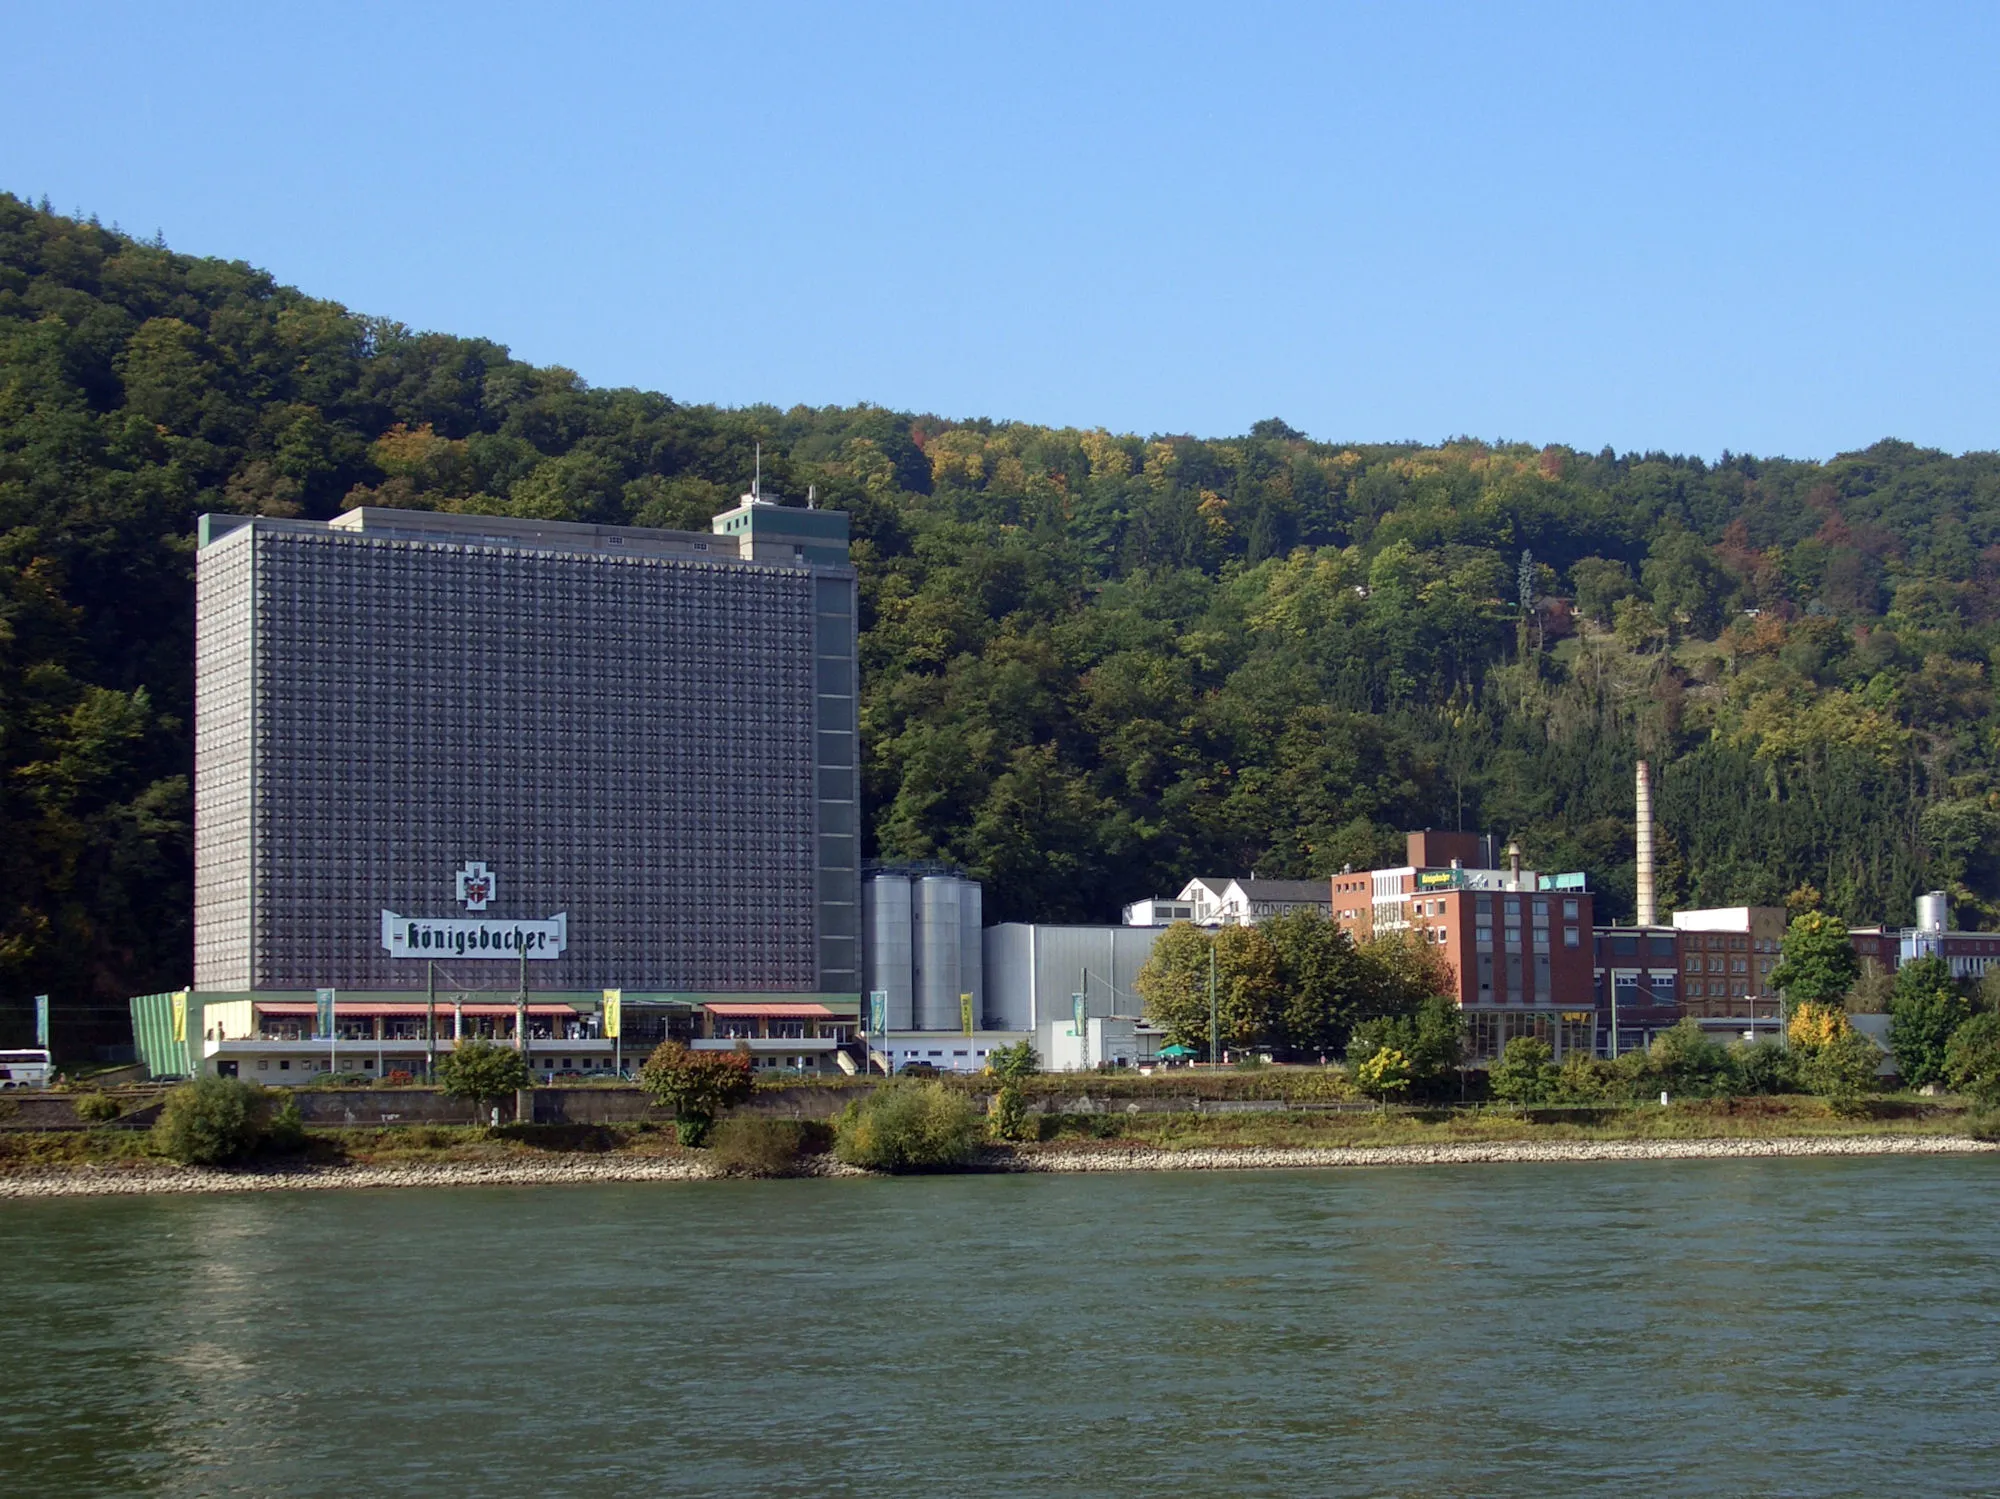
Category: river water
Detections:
[{"x1": 3, "y1": 1156, "x2": 1998, "y2": 1496}]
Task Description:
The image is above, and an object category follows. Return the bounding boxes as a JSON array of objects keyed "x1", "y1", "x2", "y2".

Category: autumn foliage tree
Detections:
[{"x1": 638, "y1": 1042, "x2": 755, "y2": 1146}]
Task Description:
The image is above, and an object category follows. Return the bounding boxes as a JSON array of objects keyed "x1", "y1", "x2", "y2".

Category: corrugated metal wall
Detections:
[{"x1": 982, "y1": 924, "x2": 1165, "y2": 1033}]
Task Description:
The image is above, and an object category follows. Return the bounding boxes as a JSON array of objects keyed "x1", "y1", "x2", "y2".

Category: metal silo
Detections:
[
  {"x1": 917, "y1": 876, "x2": 963, "y2": 1030},
  {"x1": 1917, "y1": 890, "x2": 1949, "y2": 935},
  {"x1": 957, "y1": 878, "x2": 984, "y2": 1028},
  {"x1": 864, "y1": 874, "x2": 916, "y2": 1030}
]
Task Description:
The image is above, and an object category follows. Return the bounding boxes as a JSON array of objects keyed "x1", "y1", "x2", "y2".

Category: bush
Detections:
[
  {"x1": 706, "y1": 1117, "x2": 831, "y2": 1176},
  {"x1": 834, "y1": 1082, "x2": 983, "y2": 1172},
  {"x1": 987, "y1": 1040, "x2": 1039, "y2": 1081},
  {"x1": 1944, "y1": 1013, "x2": 2000, "y2": 1104},
  {"x1": 1490, "y1": 1037, "x2": 1559, "y2": 1104},
  {"x1": 266, "y1": 1098, "x2": 307, "y2": 1151},
  {"x1": 638, "y1": 1042, "x2": 756, "y2": 1146},
  {"x1": 988, "y1": 1083, "x2": 1034, "y2": 1142},
  {"x1": 1887, "y1": 964, "x2": 1973, "y2": 1089},
  {"x1": 1801, "y1": 1032, "x2": 1882, "y2": 1108},
  {"x1": 1552, "y1": 1054, "x2": 1617, "y2": 1104},
  {"x1": 1354, "y1": 1047, "x2": 1412, "y2": 1103},
  {"x1": 73, "y1": 1092, "x2": 122, "y2": 1123},
  {"x1": 1644, "y1": 1019, "x2": 1736, "y2": 1099},
  {"x1": 152, "y1": 1076, "x2": 272, "y2": 1165},
  {"x1": 435, "y1": 1039, "x2": 531, "y2": 1116},
  {"x1": 1729, "y1": 1039, "x2": 1799, "y2": 1096}
]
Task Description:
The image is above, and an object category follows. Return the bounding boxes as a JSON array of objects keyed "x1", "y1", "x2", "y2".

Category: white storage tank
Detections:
[{"x1": 1918, "y1": 890, "x2": 1949, "y2": 935}]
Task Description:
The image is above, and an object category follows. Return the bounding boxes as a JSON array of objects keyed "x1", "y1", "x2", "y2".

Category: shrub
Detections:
[
  {"x1": 638, "y1": 1042, "x2": 756, "y2": 1146},
  {"x1": 988, "y1": 1083, "x2": 1034, "y2": 1142},
  {"x1": 1644, "y1": 1019, "x2": 1736, "y2": 1099},
  {"x1": 435, "y1": 1039, "x2": 531, "y2": 1117},
  {"x1": 1354, "y1": 1047, "x2": 1412, "y2": 1103},
  {"x1": 707, "y1": 1117, "x2": 830, "y2": 1176},
  {"x1": 1799, "y1": 1026, "x2": 1883, "y2": 1107},
  {"x1": 1490, "y1": 1037, "x2": 1559, "y2": 1105},
  {"x1": 266, "y1": 1099, "x2": 307, "y2": 1151},
  {"x1": 73, "y1": 1092, "x2": 122, "y2": 1123},
  {"x1": 834, "y1": 1082, "x2": 983, "y2": 1171},
  {"x1": 152, "y1": 1076, "x2": 272, "y2": 1165},
  {"x1": 1552, "y1": 1054, "x2": 1617, "y2": 1104},
  {"x1": 987, "y1": 1040, "x2": 1039, "y2": 1081},
  {"x1": 1944, "y1": 1013, "x2": 2000, "y2": 1104},
  {"x1": 1886, "y1": 963, "x2": 1973, "y2": 1089},
  {"x1": 1729, "y1": 1039, "x2": 1798, "y2": 1096},
  {"x1": 380, "y1": 1069, "x2": 417, "y2": 1088}
]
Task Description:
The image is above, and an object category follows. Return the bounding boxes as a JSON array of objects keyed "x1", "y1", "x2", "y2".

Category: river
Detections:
[{"x1": 2, "y1": 1156, "x2": 1997, "y2": 1496}]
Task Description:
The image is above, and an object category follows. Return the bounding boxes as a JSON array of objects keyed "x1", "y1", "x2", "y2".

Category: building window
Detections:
[
  {"x1": 1563, "y1": 899, "x2": 1580, "y2": 920},
  {"x1": 1564, "y1": 926, "x2": 1580, "y2": 948}
]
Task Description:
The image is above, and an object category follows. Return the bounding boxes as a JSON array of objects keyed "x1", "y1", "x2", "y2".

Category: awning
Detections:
[
  {"x1": 703, "y1": 1003, "x2": 836, "y2": 1018},
  {"x1": 255, "y1": 1002, "x2": 581, "y2": 1018}
]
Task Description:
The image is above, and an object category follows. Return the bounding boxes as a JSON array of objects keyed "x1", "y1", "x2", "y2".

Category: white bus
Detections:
[{"x1": 0, "y1": 1049, "x2": 53, "y2": 1088}]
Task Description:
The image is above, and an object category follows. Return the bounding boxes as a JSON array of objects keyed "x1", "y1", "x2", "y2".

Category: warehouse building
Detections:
[{"x1": 142, "y1": 491, "x2": 863, "y2": 1078}]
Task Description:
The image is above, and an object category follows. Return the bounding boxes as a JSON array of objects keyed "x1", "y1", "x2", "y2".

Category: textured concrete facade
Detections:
[{"x1": 193, "y1": 504, "x2": 859, "y2": 994}]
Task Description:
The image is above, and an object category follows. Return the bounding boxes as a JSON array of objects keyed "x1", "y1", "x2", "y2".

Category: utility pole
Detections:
[
  {"x1": 426, "y1": 961, "x2": 437, "y2": 1079},
  {"x1": 1208, "y1": 936, "x2": 1219, "y2": 1066},
  {"x1": 1609, "y1": 980, "x2": 1619, "y2": 1063},
  {"x1": 515, "y1": 939, "x2": 528, "y2": 1067}
]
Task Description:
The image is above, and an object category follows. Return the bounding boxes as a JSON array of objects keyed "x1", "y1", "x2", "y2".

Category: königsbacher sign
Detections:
[
  {"x1": 378, "y1": 861, "x2": 568, "y2": 959},
  {"x1": 379, "y1": 911, "x2": 568, "y2": 959}
]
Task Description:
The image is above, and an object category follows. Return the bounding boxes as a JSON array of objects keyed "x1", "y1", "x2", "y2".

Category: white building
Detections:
[
  {"x1": 1122, "y1": 896, "x2": 1195, "y2": 927},
  {"x1": 1167, "y1": 877, "x2": 1333, "y2": 928}
]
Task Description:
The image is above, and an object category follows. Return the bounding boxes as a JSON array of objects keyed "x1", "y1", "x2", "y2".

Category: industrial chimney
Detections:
[{"x1": 1635, "y1": 760, "x2": 1657, "y2": 927}]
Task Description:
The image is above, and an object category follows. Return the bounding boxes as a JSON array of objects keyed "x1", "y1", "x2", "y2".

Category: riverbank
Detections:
[{"x1": 3, "y1": 1131, "x2": 1995, "y2": 1197}]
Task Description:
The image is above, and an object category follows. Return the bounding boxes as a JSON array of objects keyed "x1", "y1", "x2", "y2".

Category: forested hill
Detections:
[{"x1": 4, "y1": 192, "x2": 1999, "y2": 1021}]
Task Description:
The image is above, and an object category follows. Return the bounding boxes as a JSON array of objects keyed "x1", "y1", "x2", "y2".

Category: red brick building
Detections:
[{"x1": 1329, "y1": 831, "x2": 1597, "y2": 1061}]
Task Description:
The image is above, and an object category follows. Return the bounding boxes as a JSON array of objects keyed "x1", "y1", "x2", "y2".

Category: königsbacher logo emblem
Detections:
[{"x1": 455, "y1": 861, "x2": 497, "y2": 911}]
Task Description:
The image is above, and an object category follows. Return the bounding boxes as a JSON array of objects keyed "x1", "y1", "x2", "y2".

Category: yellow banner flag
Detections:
[
  {"x1": 601, "y1": 988, "x2": 622, "y2": 1039},
  {"x1": 960, "y1": 992, "x2": 973, "y2": 1036},
  {"x1": 171, "y1": 988, "x2": 189, "y2": 1044}
]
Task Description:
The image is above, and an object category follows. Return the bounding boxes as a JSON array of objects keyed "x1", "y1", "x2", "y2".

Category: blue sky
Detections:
[{"x1": 4, "y1": 2, "x2": 1995, "y2": 458}]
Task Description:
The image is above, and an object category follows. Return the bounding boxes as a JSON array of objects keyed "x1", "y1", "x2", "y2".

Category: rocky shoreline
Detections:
[
  {"x1": 2, "y1": 1132, "x2": 1995, "y2": 1198},
  {"x1": 1007, "y1": 1134, "x2": 2000, "y2": 1173}
]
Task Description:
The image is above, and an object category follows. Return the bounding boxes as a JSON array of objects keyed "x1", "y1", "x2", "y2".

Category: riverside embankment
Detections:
[{"x1": 3, "y1": 1131, "x2": 1994, "y2": 1197}]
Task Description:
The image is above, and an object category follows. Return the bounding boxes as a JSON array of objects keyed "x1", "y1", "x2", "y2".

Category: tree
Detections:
[
  {"x1": 1569, "y1": 557, "x2": 1635, "y2": 627},
  {"x1": 435, "y1": 1038, "x2": 531, "y2": 1119},
  {"x1": 1770, "y1": 913, "x2": 1860, "y2": 1012},
  {"x1": 152, "y1": 1076, "x2": 273, "y2": 1165},
  {"x1": 1489, "y1": 1036, "x2": 1559, "y2": 1104},
  {"x1": 1134, "y1": 922, "x2": 1216, "y2": 1053},
  {"x1": 1787, "y1": 1004, "x2": 1880, "y2": 1107},
  {"x1": 1886, "y1": 957, "x2": 1972, "y2": 1087},
  {"x1": 1944, "y1": 1013, "x2": 2000, "y2": 1104},
  {"x1": 1347, "y1": 994, "x2": 1462, "y2": 1098},
  {"x1": 1261, "y1": 907, "x2": 1368, "y2": 1058},
  {"x1": 637, "y1": 1041, "x2": 755, "y2": 1146},
  {"x1": 1354, "y1": 1047, "x2": 1412, "y2": 1104},
  {"x1": 1133, "y1": 921, "x2": 1283, "y2": 1057}
]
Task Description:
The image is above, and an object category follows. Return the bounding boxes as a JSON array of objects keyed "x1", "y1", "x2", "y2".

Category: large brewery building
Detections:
[{"x1": 133, "y1": 491, "x2": 863, "y2": 1081}]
